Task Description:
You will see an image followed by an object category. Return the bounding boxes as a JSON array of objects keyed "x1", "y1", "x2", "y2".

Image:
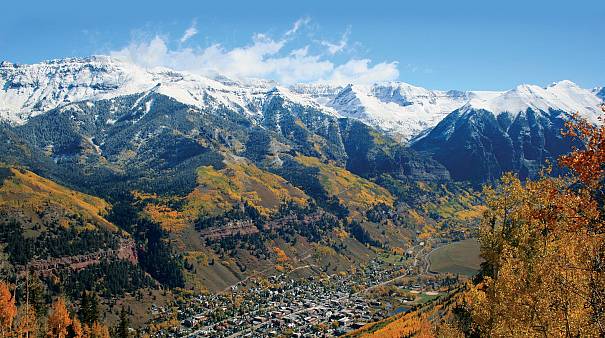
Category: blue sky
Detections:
[{"x1": 1, "y1": 0, "x2": 603, "y2": 90}]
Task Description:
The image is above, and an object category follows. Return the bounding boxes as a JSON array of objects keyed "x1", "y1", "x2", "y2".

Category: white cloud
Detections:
[
  {"x1": 110, "y1": 18, "x2": 400, "y2": 86},
  {"x1": 328, "y1": 59, "x2": 400, "y2": 85},
  {"x1": 180, "y1": 20, "x2": 198, "y2": 43},
  {"x1": 285, "y1": 17, "x2": 310, "y2": 37},
  {"x1": 112, "y1": 35, "x2": 169, "y2": 69},
  {"x1": 320, "y1": 27, "x2": 350, "y2": 55}
]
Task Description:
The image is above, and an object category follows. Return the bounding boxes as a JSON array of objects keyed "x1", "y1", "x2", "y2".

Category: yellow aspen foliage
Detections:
[
  {"x1": 362, "y1": 312, "x2": 434, "y2": 337},
  {"x1": 46, "y1": 298, "x2": 72, "y2": 338},
  {"x1": 15, "y1": 304, "x2": 37, "y2": 338}
]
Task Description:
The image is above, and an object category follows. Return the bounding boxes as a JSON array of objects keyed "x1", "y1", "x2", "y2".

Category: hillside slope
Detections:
[{"x1": 0, "y1": 166, "x2": 116, "y2": 232}]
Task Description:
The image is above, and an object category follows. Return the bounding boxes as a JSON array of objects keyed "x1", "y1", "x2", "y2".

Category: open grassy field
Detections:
[{"x1": 428, "y1": 238, "x2": 482, "y2": 276}]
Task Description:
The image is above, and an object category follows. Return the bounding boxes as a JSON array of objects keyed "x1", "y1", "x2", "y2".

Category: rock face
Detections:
[{"x1": 411, "y1": 106, "x2": 578, "y2": 183}]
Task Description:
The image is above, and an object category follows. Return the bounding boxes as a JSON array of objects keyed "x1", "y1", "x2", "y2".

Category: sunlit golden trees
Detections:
[
  {"x1": 0, "y1": 282, "x2": 17, "y2": 337},
  {"x1": 14, "y1": 304, "x2": 37, "y2": 338},
  {"x1": 46, "y1": 297, "x2": 71, "y2": 338},
  {"x1": 0, "y1": 279, "x2": 113, "y2": 338},
  {"x1": 86, "y1": 321, "x2": 110, "y2": 338},
  {"x1": 70, "y1": 317, "x2": 83, "y2": 338},
  {"x1": 465, "y1": 106, "x2": 605, "y2": 336}
]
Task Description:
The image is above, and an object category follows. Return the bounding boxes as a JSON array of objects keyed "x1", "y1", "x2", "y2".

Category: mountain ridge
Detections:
[
  {"x1": 2, "y1": 56, "x2": 602, "y2": 143},
  {"x1": 1, "y1": 56, "x2": 603, "y2": 184}
]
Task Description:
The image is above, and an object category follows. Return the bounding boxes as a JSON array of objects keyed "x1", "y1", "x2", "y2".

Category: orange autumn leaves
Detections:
[
  {"x1": 273, "y1": 247, "x2": 289, "y2": 263},
  {"x1": 560, "y1": 105, "x2": 605, "y2": 188},
  {"x1": 0, "y1": 282, "x2": 17, "y2": 337},
  {"x1": 46, "y1": 298, "x2": 71, "y2": 338},
  {"x1": 347, "y1": 310, "x2": 434, "y2": 338},
  {"x1": 0, "y1": 283, "x2": 110, "y2": 338}
]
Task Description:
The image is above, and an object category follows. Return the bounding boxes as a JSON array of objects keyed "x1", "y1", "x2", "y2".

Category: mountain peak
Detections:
[
  {"x1": 548, "y1": 79, "x2": 579, "y2": 88},
  {"x1": 464, "y1": 80, "x2": 602, "y2": 122},
  {"x1": 595, "y1": 87, "x2": 605, "y2": 100}
]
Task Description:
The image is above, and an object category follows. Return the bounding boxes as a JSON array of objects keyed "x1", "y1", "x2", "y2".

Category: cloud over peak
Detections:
[
  {"x1": 110, "y1": 18, "x2": 399, "y2": 85},
  {"x1": 320, "y1": 27, "x2": 350, "y2": 55},
  {"x1": 179, "y1": 20, "x2": 198, "y2": 44}
]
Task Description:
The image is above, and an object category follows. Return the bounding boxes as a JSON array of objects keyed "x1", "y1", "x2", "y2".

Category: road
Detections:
[{"x1": 221, "y1": 250, "x2": 314, "y2": 292}]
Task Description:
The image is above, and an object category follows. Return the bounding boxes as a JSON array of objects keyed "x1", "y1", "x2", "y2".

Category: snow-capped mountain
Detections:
[
  {"x1": 411, "y1": 81, "x2": 604, "y2": 182},
  {"x1": 289, "y1": 83, "x2": 343, "y2": 105},
  {"x1": 464, "y1": 80, "x2": 603, "y2": 124},
  {"x1": 1, "y1": 56, "x2": 602, "y2": 145},
  {"x1": 293, "y1": 80, "x2": 604, "y2": 142},
  {"x1": 595, "y1": 86, "x2": 605, "y2": 101},
  {"x1": 0, "y1": 56, "x2": 329, "y2": 125},
  {"x1": 323, "y1": 83, "x2": 471, "y2": 141}
]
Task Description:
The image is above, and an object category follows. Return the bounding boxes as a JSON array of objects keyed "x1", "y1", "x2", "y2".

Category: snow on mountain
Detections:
[
  {"x1": 289, "y1": 83, "x2": 343, "y2": 105},
  {"x1": 297, "y1": 80, "x2": 603, "y2": 142},
  {"x1": 264, "y1": 85, "x2": 339, "y2": 116},
  {"x1": 466, "y1": 80, "x2": 604, "y2": 124},
  {"x1": 1, "y1": 56, "x2": 602, "y2": 143},
  {"x1": 410, "y1": 80, "x2": 604, "y2": 182},
  {"x1": 0, "y1": 56, "x2": 328, "y2": 125},
  {"x1": 594, "y1": 86, "x2": 605, "y2": 101},
  {"x1": 324, "y1": 82, "x2": 470, "y2": 142}
]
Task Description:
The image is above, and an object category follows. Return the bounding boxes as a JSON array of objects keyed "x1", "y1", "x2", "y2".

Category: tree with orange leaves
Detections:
[
  {"x1": 87, "y1": 321, "x2": 110, "y2": 338},
  {"x1": 15, "y1": 304, "x2": 37, "y2": 338},
  {"x1": 46, "y1": 298, "x2": 71, "y2": 338},
  {"x1": 0, "y1": 281, "x2": 17, "y2": 337},
  {"x1": 69, "y1": 317, "x2": 83, "y2": 338},
  {"x1": 560, "y1": 105, "x2": 605, "y2": 188}
]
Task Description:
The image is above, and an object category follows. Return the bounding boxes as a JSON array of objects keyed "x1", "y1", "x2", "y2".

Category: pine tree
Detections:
[
  {"x1": 77, "y1": 291, "x2": 89, "y2": 325},
  {"x1": 28, "y1": 274, "x2": 47, "y2": 318},
  {"x1": 78, "y1": 291, "x2": 99, "y2": 327},
  {"x1": 116, "y1": 306, "x2": 130, "y2": 338}
]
